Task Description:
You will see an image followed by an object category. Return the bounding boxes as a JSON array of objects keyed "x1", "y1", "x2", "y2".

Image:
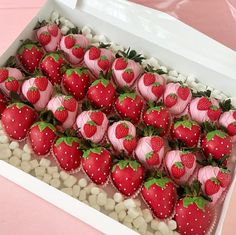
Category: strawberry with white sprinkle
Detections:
[
  {"x1": 60, "y1": 33, "x2": 89, "y2": 65},
  {"x1": 2, "y1": 103, "x2": 36, "y2": 140},
  {"x1": 22, "y1": 76, "x2": 53, "y2": 111},
  {"x1": 36, "y1": 23, "x2": 61, "y2": 52},
  {"x1": 163, "y1": 83, "x2": 192, "y2": 116},
  {"x1": 82, "y1": 147, "x2": 112, "y2": 185},
  {"x1": 111, "y1": 159, "x2": 144, "y2": 197},
  {"x1": 76, "y1": 110, "x2": 109, "y2": 143},
  {"x1": 52, "y1": 136, "x2": 82, "y2": 172},
  {"x1": 47, "y1": 94, "x2": 79, "y2": 129}
]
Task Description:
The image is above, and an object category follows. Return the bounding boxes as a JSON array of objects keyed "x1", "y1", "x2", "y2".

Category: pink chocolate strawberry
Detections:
[
  {"x1": 2, "y1": 103, "x2": 36, "y2": 140},
  {"x1": 62, "y1": 67, "x2": 90, "y2": 100},
  {"x1": 28, "y1": 121, "x2": 56, "y2": 156},
  {"x1": 111, "y1": 160, "x2": 144, "y2": 197},
  {"x1": 141, "y1": 176, "x2": 177, "y2": 219},
  {"x1": 40, "y1": 52, "x2": 67, "y2": 85},
  {"x1": 82, "y1": 147, "x2": 112, "y2": 185},
  {"x1": 36, "y1": 23, "x2": 61, "y2": 52},
  {"x1": 115, "y1": 92, "x2": 143, "y2": 124},
  {"x1": 171, "y1": 119, "x2": 201, "y2": 147},
  {"x1": 52, "y1": 137, "x2": 82, "y2": 172}
]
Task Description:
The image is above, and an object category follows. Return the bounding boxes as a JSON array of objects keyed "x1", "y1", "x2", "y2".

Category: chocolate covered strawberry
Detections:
[
  {"x1": 28, "y1": 121, "x2": 56, "y2": 156},
  {"x1": 0, "y1": 92, "x2": 7, "y2": 116},
  {"x1": 142, "y1": 105, "x2": 171, "y2": 136},
  {"x1": 219, "y1": 110, "x2": 236, "y2": 143},
  {"x1": 141, "y1": 176, "x2": 176, "y2": 219},
  {"x1": 52, "y1": 137, "x2": 82, "y2": 172},
  {"x1": 16, "y1": 40, "x2": 44, "y2": 73},
  {"x1": 76, "y1": 110, "x2": 108, "y2": 143},
  {"x1": 22, "y1": 76, "x2": 53, "y2": 111},
  {"x1": 36, "y1": 23, "x2": 61, "y2": 52},
  {"x1": 189, "y1": 97, "x2": 222, "y2": 123},
  {"x1": 163, "y1": 83, "x2": 191, "y2": 116},
  {"x1": 2, "y1": 103, "x2": 36, "y2": 140},
  {"x1": 62, "y1": 67, "x2": 90, "y2": 100},
  {"x1": 84, "y1": 46, "x2": 114, "y2": 78},
  {"x1": 171, "y1": 119, "x2": 201, "y2": 147},
  {"x1": 115, "y1": 92, "x2": 143, "y2": 123},
  {"x1": 87, "y1": 72, "x2": 116, "y2": 113},
  {"x1": 40, "y1": 52, "x2": 67, "y2": 85},
  {"x1": 108, "y1": 121, "x2": 137, "y2": 154},
  {"x1": 165, "y1": 150, "x2": 197, "y2": 185},
  {"x1": 198, "y1": 165, "x2": 232, "y2": 204},
  {"x1": 135, "y1": 136, "x2": 165, "y2": 168},
  {"x1": 111, "y1": 160, "x2": 144, "y2": 197},
  {"x1": 201, "y1": 130, "x2": 232, "y2": 161},
  {"x1": 60, "y1": 33, "x2": 89, "y2": 65},
  {"x1": 175, "y1": 195, "x2": 213, "y2": 235},
  {"x1": 82, "y1": 147, "x2": 112, "y2": 185},
  {"x1": 0, "y1": 67, "x2": 24, "y2": 97},
  {"x1": 47, "y1": 94, "x2": 79, "y2": 129},
  {"x1": 112, "y1": 49, "x2": 143, "y2": 88}
]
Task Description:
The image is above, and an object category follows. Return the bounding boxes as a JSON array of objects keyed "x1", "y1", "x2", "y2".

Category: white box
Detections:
[{"x1": 0, "y1": 0, "x2": 236, "y2": 234}]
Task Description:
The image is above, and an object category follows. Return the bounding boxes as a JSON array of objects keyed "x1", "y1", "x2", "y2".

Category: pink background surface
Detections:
[{"x1": 0, "y1": 0, "x2": 235, "y2": 234}]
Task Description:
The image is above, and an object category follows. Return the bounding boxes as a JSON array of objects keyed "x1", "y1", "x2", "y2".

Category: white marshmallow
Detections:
[
  {"x1": 0, "y1": 148, "x2": 12, "y2": 160},
  {"x1": 23, "y1": 144, "x2": 31, "y2": 154},
  {"x1": 91, "y1": 204, "x2": 101, "y2": 211},
  {"x1": 127, "y1": 208, "x2": 139, "y2": 219},
  {"x1": 50, "y1": 178, "x2": 61, "y2": 188},
  {"x1": 88, "y1": 195, "x2": 97, "y2": 207},
  {"x1": 9, "y1": 141, "x2": 19, "y2": 149},
  {"x1": 133, "y1": 216, "x2": 146, "y2": 229},
  {"x1": 109, "y1": 212, "x2": 118, "y2": 221},
  {"x1": 124, "y1": 198, "x2": 136, "y2": 209},
  {"x1": 123, "y1": 222, "x2": 133, "y2": 229},
  {"x1": 104, "y1": 198, "x2": 115, "y2": 211},
  {"x1": 0, "y1": 135, "x2": 9, "y2": 144},
  {"x1": 72, "y1": 185, "x2": 81, "y2": 197},
  {"x1": 142, "y1": 209, "x2": 153, "y2": 223},
  {"x1": 168, "y1": 220, "x2": 177, "y2": 231},
  {"x1": 115, "y1": 202, "x2": 126, "y2": 213},
  {"x1": 157, "y1": 221, "x2": 170, "y2": 235},
  {"x1": 78, "y1": 178, "x2": 88, "y2": 188},
  {"x1": 20, "y1": 161, "x2": 32, "y2": 173},
  {"x1": 64, "y1": 175, "x2": 77, "y2": 188},
  {"x1": 60, "y1": 171, "x2": 70, "y2": 181},
  {"x1": 61, "y1": 26, "x2": 69, "y2": 35},
  {"x1": 21, "y1": 153, "x2": 31, "y2": 161},
  {"x1": 35, "y1": 166, "x2": 46, "y2": 177},
  {"x1": 30, "y1": 159, "x2": 39, "y2": 169},
  {"x1": 118, "y1": 210, "x2": 126, "y2": 221},
  {"x1": 124, "y1": 215, "x2": 133, "y2": 223},
  {"x1": 160, "y1": 65, "x2": 168, "y2": 73},
  {"x1": 91, "y1": 187, "x2": 100, "y2": 195},
  {"x1": 39, "y1": 158, "x2": 51, "y2": 168},
  {"x1": 82, "y1": 26, "x2": 91, "y2": 35},
  {"x1": 13, "y1": 148, "x2": 23, "y2": 157},
  {"x1": 43, "y1": 174, "x2": 52, "y2": 184},
  {"x1": 113, "y1": 192, "x2": 123, "y2": 203},
  {"x1": 61, "y1": 187, "x2": 73, "y2": 196},
  {"x1": 9, "y1": 156, "x2": 21, "y2": 167},
  {"x1": 52, "y1": 172, "x2": 60, "y2": 179},
  {"x1": 151, "y1": 220, "x2": 159, "y2": 230},
  {"x1": 79, "y1": 189, "x2": 87, "y2": 201},
  {"x1": 169, "y1": 70, "x2": 178, "y2": 77},
  {"x1": 97, "y1": 192, "x2": 107, "y2": 206},
  {"x1": 47, "y1": 166, "x2": 58, "y2": 175}
]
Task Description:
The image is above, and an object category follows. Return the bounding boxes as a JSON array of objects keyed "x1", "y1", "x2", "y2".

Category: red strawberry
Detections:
[
  {"x1": 87, "y1": 75, "x2": 116, "y2": 113},
  {"x1": 233, "y1": 111, "x2": 236, "y2": 119},
  {"x1": 171, "y1": 162, "x2": 185, "y2": 179},
  {"x1": 72, "y1": 45, "x2": 84, "y2": 59},
  {"x1": 123, "y1": 135, "x2": 137, "y2": 154},
  {"x1": 122, "y1": 68, "x2": 134, "y2": 83},
  {"x1": 40, "y1": 52, "x2": 66, "y2": 85},
  {"x1": 111, "y1": 160, "x2": 144, "y2": 196},
  {"x1": 142, "y1": 106, "x2": 171, "y2": 136},
  {"x1": 177, "y1": 86, "x2": 190, "y2": 100},
  {"x1": 141, "y1": 177, "x2": 176, "y2": 219},
  {"x1": 29, "y1": 122, "x2": 56, "y2": 155},
  {"x1": 53, "y1": 137, "x2": 82, "y2": 172},
  {"x1": 5, "y1": 77, "x2": 19, "y2": 92},
  {"x1": 0, "y1": 68, "x2": 8, "y2": 83},
  {"x1": 83, "y1": 121, "x2": 97, "y2": 138},
  {"x1": 63, "y1": 96, "x2": 77, "y2": 112},
  {"x1": 180, "y1": 152, "x2": 195, "y2": 169},
  {"x1": 175, "y1": 196, "x2": 213, "y2": 235},
  {"x1": 35, "y1": 76, "x2": 49, "y2": 91},
  {"x1": 201, "y1": 130, "x2": 232, "y2": 161},
  {"x1": 172, "y1": 119, "x2": 201, "y2": 147},
  {"x1": 17, "y1": 41, "x2": 44, "y2": 73},
  {"x1": 98, "y1": 56, "x2": 109, "y2": 70},
  {"x1": 0, "y1": 92, "x2": 7, "y2": 116},
  {"x1": 54, "y1": 107, "x2": 68, "y2": 123},
  {"x1": 207, "y1": 105, "x2": 222, "y2": 121},
  {"x1": 2, "y1": 103, "x2": 36, "y2": 140},
  {"x1": 165, "y1": 93, "x2": 177, "y2": 108},
  {"x1": 38, "y1": 32, "x2": 51, "y2": 46},
  {"x1": 217, "y1": 169, "x2": 232, "y2": 188},
  {"x1": 146, "y1": 151, "x2": 160, "y2": 166},
  {"x1": 115, "y1": 122, "x2": 129, "y2": 139},
  {"x1": 90, "y1": 111, "x2": 104, "y2": 126},
  {"x1": 151, "y1": 82, "x2": 164, "y2": 98},
  {"x1": 115, "y1": 92, "x2": 143, "y2": 123},
  {"x1": 197, "y1": 97, "x2": 211, "y2": 110},
  {"x1": 205, "y1": 178, "x2": 220, "y2": 195},
  {"x1": 82, "y1": 147, "x2": 112, "y2": 185},
  {"x1": 62, "y1": 67, "x2": 90, "y2": 100},
  {"x1": 47, "y1": 23, "x2": 59, "y2": 37},
  {"x1": 89, "y1": 47, "x2": 101, "y2": 60},
  {"x1": 26, "y1": 87, "x2": 40, "y2": 104},
  {"x1": 114, "y1": 58, "x2": 127, "y2": 70},
  {"x1": 227, "y1": 122, "x2": 236, "y2": 136},
  {"x1": 64, "y1": 35, "x2": 75, "y2": 49},
  {"x1": 150, "y1": 136, "x2": 164, "y2": 151},
  {"x1": 143, "y1": 73, "x2": 155, "y2": 86}
]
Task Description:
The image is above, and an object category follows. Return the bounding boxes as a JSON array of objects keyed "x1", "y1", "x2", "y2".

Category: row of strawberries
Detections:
[{"x1": 0, "y1": 21, "x2": 235, "y2": 235}]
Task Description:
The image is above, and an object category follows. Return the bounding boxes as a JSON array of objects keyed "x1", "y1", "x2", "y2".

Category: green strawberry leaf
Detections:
[
  {"x1": 56, "y1": 106, "x2": 65, "y2": 111},
  {"x1": 206, "y1": 130, "x2": 226, "y2": 141},
  {"x1": 14, "y1": 102, "x2": 26, "y2": 109},
  {"x1": 125, "y1": 135, "x2": 133, "y2": 140},
  {"x1": 100, "y1": 55, "x2": 108, "y2": 61},
  {"x1": 145, "y1": 151, "x2": 153, "y2": 159},
  {"x1": 87, "y1": 120, "x2": 96, "y2": 126},
  {"x1": 91, "y1": 147, "x2": 102, "y2": 154},
  {"x1": 66, "y1": 67, "x2": 88, "y2": 77},
  {"x1": 33, "y1": 121, "x2": 55, "y2": 132},
  {"x1": 146, "y1": 106, "x2": 161, "y2": 114},
  {"x1": 55, "y1": 137, "x2": 79, "y2": 147},
  {"x1": 83, "y1": 149, "x2": 91, "y2": 159},
  {"x1": 174, "y1": 120, "x2": 193, "y2": 130},
  {"x1": 113, "y1": 160, "x2": 140, "y2": 172},
  {"x1": 50, "y1": 52, "x2": 60, "y2": 62},
  {"x1": 183, "y1": 196, "x2": 207, "y2": 211},
  {"x1": 118, "y1": 93, "x2": 136, "y2": 103},
  {"x1": 144, "y1": 177, "x2": 171, "y2": 189},
  {"x1": 175, "y1": 162, "x2": 184, "y2": 168}
]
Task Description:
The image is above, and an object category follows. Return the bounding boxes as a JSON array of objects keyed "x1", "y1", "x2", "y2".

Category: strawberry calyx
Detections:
[
  {"x1": 65, "y1": 67, "x2": 88, "y2": 77},
  {"x1": 174, "y1": 120, "x2": 196, "y2": 130},
  {"x1": 206, "y1": 130, "x2": 227, "y2": 141},
  {"x1": 219, "y1": 99, "x2": 234, "y2": 112},
  {"x1": 32, "y1": 121, "x2": 56, "y2": 132},
  {"x1": 55, "y1": 136, "x2": 80, "y2": 147},
  {"x1": 116, "y1": 48, "x2": 144, "y2": 63},
  {"x1": 192, "y1": 89, "x2": 211, "y2": 98},
  {"x1": 83, "y1": 147, "x2": 102, "y2": 159},
  {"x1": 17, "y1": 39, "x2": 41, "y2": 54},
  {"x1": 183, "y1": 196, "x2": 208, "y2": 211},
  {"x1": 144, "y1": 64, "x2": 167, "y2": 75},
  {"x1": 145, "y1": 151, "x2": 154, "y2": 159},
  {"x1": 144, "y1": 177, "x2": 171, "y2": 189},
  {"x1": 118, "y1": 92, "x2": 136, "y2": 103},
  {"x1": 143, "y1": 126, "x2": 163, "y2": 137},
  {"x1": 209, "y1": 177, "x2": 220, "y2": 185},
  {"x1": 112, "y1": 159, "x2": 140, "y2": 172},
  {"x1": 146, "y1": 106, "x2": 162, "y2": 114}
]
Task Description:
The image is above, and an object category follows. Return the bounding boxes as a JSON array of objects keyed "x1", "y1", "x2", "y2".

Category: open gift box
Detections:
[{"x1": 0, "y1": 0, "x2": 236, "y2": 234}]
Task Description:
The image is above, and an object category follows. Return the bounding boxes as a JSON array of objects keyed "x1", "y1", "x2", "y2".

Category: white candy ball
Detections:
[
  {"x1": 47, "y1": 166, "x2": 58, "y2": 175},
  {"x1": 21, "y1": 153, "x2": 31, "y2": 161},
  {"x1": 79, "y1": 189, "x2": 87, "y2": 201},
  {"x1": 9, "y1": 156, "x2": 21, "y2": 167},
  {"x1": 43, "y1": 173, "x2": 52, "y2": 184},
  {"x1": 35, "y1": 166, "x2": 46, "y2": 177},
  {"x1": 23, "y1": 144, "x2": 31, "y2": 154},
  {"x1": 97, "y1": 192, "x2": 107, "y2": 206},
  {"x1": 157, "y1": 221, "x2": 170, "y2": 235},
  {"x1": 127, "y1": 208, "x2": 139, "y2": 219},
  {"x1": 115, "y1": 202, "x2": 126, "y2": 213},
  {"x1": 113, "y1": 192, "x2": 123, "y2": 203},
  {"x1": 61, "y1": 187, "x2": 73, "y2": 196},
  {"x1": 124, "y1": 198, "x2": 136, "y2": 209},
  {"x1": 88, "y1": 195, "x2": 97, "y2": 207},
  {"x1": 20, "y1": 161, "x2": 32, "y2": 173},
  {"x1": 0, "y1": 135, "x2": 9, "y2": 144},
  {"x1": 91, "y1": 187, "x2": 100, "y2": 195},
  {"x1": 118, "y1": 210, "x2": 126, "y2": 221},
  {"x1": 168, "y1": 220, "x2": 177, "y2": 231},
  {"x1": 104, "y1": 198, "x2": 115, "y2": 211},
  {"x1": 0, "y1": 148, "x2": 12, "y2": 160},
  {"x1": 109, "y1": 211, "x2": 118, "y2": 221},
  {"x1": 151, "y1": 220, "x2": 159, "y2": 230},
  {"x1": 60, "y1": 171, "x2": 70, "y2": 181},
  {"x1": 9, "y1": 141, "x2": 19, "y2": 149},
  {"x1": 72, "y1": 185, "x2": 81, "y2": 197},
  {"x1": 78, "y1": 178, "x2": 88, "y2": 188},
  {"x1": 30, "y1": 159, "x2": 39, "y2": 169},
  {"x1": 39, "y1": 158, "x2": 51, "y2": 168},
  {"x1": 50, "y1": 178, "x2": 61, "y2": 188},
  {"x1": 64, "y1": 175, "x2": 77, "y2": 188}
]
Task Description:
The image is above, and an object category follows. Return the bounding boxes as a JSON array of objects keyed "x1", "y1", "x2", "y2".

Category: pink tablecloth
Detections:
[{"x1": 0, "y1": 1, "x2": 235, "y2": 235}]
